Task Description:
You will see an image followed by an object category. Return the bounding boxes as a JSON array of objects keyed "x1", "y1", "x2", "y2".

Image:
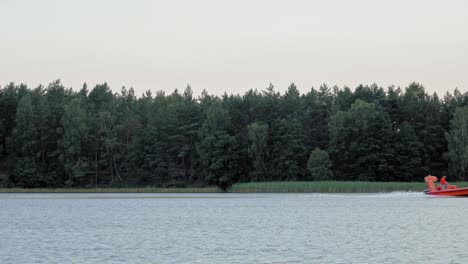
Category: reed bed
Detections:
[
  {"x1": 3, "y1": 181, "x2": 468, "y2": 193},
  {"x1": 230, "y1": 181, "x2": 432, "y2": 193}
]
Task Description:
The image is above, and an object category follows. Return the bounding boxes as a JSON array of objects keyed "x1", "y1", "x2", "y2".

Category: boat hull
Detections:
[{"x1": 426, "y1": 187, "x2": 468, "y2": 196}]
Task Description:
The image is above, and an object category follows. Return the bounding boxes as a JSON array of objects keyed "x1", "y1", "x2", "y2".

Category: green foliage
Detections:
[
  {"x1": 12, "y1": 94, "x2": 37, "y2": 157},
  {"x1": 197, "y1": 101, "x2": 238, "y2": 190},
  {"x1": 0, "y1": 119, "x2": 5, "y2": 158},
  {"x1": 445, "y1": 107, "x2": 468, "y2": 181},
  {"x1": 0, "y1": 80, "x2": 466, "y2": 188},
  {"x1": 329, "y1": 99, "x2": 393, "y2": 181},
  {"x1": 307, "y1": 148, "x2": 332, "y2": 180},
  {"x1": 247, "y1": 122, "x2": 268, "y2": 181},
  {"x1": 391, "y1": 122, "x2": 424, "y2": 181},
  {"x1": 60, "y1": 98, "x2": 88, "y2": 183},
  {"x1": 270, "y1": 117, "x2": 306, "y2": 180},
  {"x1": 10, "y1": 157, "x2": 39, "y2": 188}
]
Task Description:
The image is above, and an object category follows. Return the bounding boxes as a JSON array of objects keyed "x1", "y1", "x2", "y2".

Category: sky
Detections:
[{"x1": 1, "y1": 0, "x2": 468, "y2": 96}]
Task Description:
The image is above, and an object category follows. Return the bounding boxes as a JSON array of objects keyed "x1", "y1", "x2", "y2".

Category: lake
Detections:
[{"x1": 1, "y1": 192, "x2": 468, "y2": 263}]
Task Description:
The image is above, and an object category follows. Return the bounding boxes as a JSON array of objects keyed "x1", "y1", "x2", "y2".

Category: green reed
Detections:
[
  {"x1": 3, "y1": 181, "x2": 468, "y2": 193},
  {"x1": 230, "y1": 181, "x2": 434, "y2": 193}
]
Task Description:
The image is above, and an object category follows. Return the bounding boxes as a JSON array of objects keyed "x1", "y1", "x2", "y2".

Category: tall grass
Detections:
[
  {"x1": 3, "y1": 181, "x2": 468, "y2": 193},
  {"x1": 230, "y1": 181, "x2": 431, "y2": 193}
]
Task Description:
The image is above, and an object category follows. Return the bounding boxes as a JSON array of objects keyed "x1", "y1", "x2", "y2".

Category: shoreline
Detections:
[{"x1": 0, "y1": 181, "x2": 455, "y2": 193}]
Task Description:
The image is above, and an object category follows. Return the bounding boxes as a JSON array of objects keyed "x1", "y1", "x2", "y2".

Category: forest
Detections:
[{"x1": 1, "y1": 80, "x2": 468, "y2": 189}]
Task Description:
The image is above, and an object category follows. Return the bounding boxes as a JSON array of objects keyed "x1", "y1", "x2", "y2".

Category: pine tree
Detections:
[
  {"x1": 270, "y1": 117, "x2": 306, "y2": 180},
  {"x1": 0, "y1": 83, "x2": 20, "y2": 157},
  {"x1": 60, "y1": 98, "x2": 88, "y2": 185},
  {"x1": 1, "y1": 80, "x2": 465, "y2": 187},
  {"x1": 10, "y1": 94, "x2": 40, "y2": 187},
  {"x1": 196, "y1": 101, "x2": 238, "y2": 190}
]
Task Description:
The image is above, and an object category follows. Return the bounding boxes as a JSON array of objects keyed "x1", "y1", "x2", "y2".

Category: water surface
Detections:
[{"x1": 1, "y1": 192, "x2": 467, "y2": 263}]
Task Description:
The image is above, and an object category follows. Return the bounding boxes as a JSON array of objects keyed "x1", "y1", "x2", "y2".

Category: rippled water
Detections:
[{"x1": 1, "y1": 192, "x2": 468, "y2": 263}]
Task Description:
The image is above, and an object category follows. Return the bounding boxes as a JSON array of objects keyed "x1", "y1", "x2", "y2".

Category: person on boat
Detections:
[{"x1": 440, "y1": 176, "x2": 448, "y2": 190}]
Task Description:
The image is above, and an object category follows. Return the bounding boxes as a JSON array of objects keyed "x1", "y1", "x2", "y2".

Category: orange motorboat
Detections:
[{"x1": 424, "y1": 175, "x2": 468, "y2": 196}]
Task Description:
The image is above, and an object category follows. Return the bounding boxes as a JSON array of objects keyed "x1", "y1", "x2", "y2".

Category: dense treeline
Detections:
[{"x1": 1, "y1": 80, "x2": 468, "y2": 189}]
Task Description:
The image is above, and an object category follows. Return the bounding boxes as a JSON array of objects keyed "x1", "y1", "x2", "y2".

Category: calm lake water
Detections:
[{"x1": 1, "y1": 192, "x2": 468, "y2": 263}]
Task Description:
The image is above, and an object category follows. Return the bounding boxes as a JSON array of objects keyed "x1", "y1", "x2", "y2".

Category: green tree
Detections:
[
  {"x1": 12, "y1": 94, "x2": 36, "y2": 156},
  {"x1": 116, "y1": 87, "x2": 142, "y2": 183},
  {"x1": 98, "y1": 111, "x2": 123, "y2": 185},
  {"x1": 307, "y1": 148, "x2": 333, "y2": 180},
  {"x1": 0, "y1": 119, "x2": 5, "y2": 157},
  {"x1": 445, "y1": 107, "x2": 468, "y2": 181},
  {"x1": 197, "y1": 101, "x2": 238, "y2": 190},
  {"x1": 0, "y1": 83, "x2": 21, "y2": 157},
  {"x1": 391, "y1": 121, "x2": 424, "y2": 181},
  {"x1": 30, "y1": 87, "x2": 50, "y2": 176},
  {"x1": 399, "y1": 83, "x2": 445, "y2": 175},
  {"x1": 247, "y1": 122, "x2": 268, "y2": 181},
  {"x1": 1, "y1": 80, "x2": 464, "y2": 187},
  {"x1": 10, "y1": 94, "x2": 40, "y2": 187},
  {"x1": 302, "y1": 86, "x2": 332, "y2": 150},
  {"x1": 60, "y1": 98, "x2": 88, "y2": 185},
  {"x1": 12, "y1": 157, "x2": 39, "y2": 188},
  {"x1": 329, "y1": 99, "x2": 393, "y2": 181},
  {"x1": 86, "y1": 83, "x2": 116, "y2": 186},
  {"x1": 44, "y1": 80, "x2": 69, "y2": 184},
  {"x1": 166, "y1": 85, "x2": 201, "y2": 184},
  {"x1": 281, "y1": 83, "x2": 302, "y2": 118},
  {"x1": 270, "y1": 117, "x2": 306, "y2": 180}
]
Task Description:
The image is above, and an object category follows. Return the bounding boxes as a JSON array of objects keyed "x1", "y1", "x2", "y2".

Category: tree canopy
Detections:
[{"x1": 0, "y1": 80, "x2": 466, "y2": 189}]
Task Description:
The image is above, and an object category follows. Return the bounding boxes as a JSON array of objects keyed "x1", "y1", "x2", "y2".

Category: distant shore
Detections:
[
  {"x1": 0, "y1": 187, "x2": 219, "y2": 193},
  {"x1": 0, "y1": 181, "x2": 457, "y2": 193}
]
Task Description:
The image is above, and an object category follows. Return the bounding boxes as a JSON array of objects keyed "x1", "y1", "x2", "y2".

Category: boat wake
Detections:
[{"x1": 306, "y1": 191, "x2": 425, "y2": 198}]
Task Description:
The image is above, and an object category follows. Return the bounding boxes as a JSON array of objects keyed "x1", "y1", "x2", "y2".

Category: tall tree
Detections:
[
  {"x1": 445, "y1": 107, "x2": 468, "y2": 181},
  {"x1": 166, "y1": 85, "x2": 201, "y2": 183},
  {"x1": 86, "y1": 83, "x2": 115, "y2": 186},
  {"x1": 0, "y1": 83, "x2": 20, "y2": 157},
  {"x1": 270, "y1": 117, "x2": 306, "y2": 180},
  {"x1": 10, "y1": 94, "x2": 40, "y2": 187},
  {"x1": 60, "y1": 98, "x2": 88, "y2": 185},
  {"x1": 303, "y1": 86, "x2": 332, "y2": 150},
  {"x1": 1, "y1": 80, "x2": 466, "y2": 188},
  {"x1": 329, "y1": 99, "x2": 393, "y2": 181},
  {"x1": 247, "y1": 122, "x2": 268, "y2": 181},
  {"x1": 196, "y1": 101, "x2": 238, "y2": 190},
  {"x1": 391, "y1": 121, "x2": 424, "y2": 181}
]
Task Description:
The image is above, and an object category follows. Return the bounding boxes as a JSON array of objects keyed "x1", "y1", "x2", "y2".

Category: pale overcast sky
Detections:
[{"x1": 1, "y1": 0, "x2": 468, "y2": 96}]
